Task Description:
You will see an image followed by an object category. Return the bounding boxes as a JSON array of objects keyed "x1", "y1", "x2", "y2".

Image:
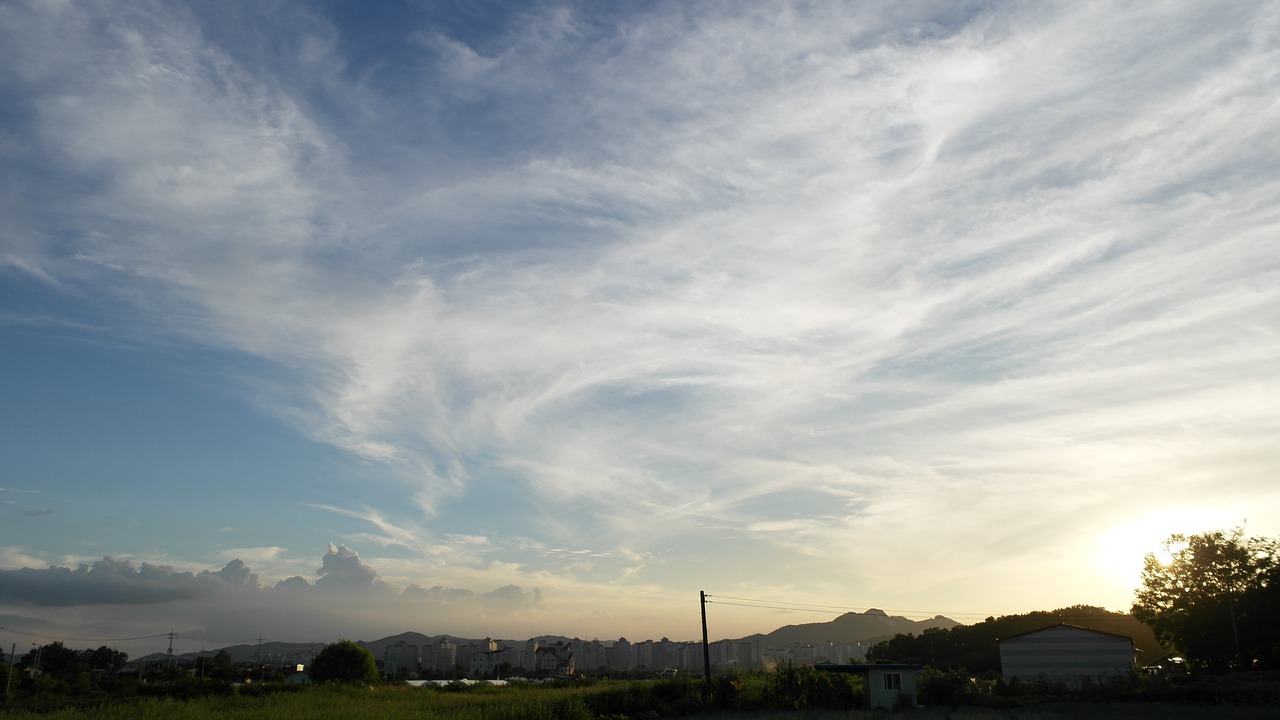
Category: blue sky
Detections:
[{"x1": 2, "y1": 0, "x2": 1278, "y2": 655}]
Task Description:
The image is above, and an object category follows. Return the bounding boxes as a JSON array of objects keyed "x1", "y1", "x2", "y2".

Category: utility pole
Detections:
[
  {"x1": 5, "y1": 643, "x2": 14, "y2": 702},
  {"x1": 166, "y1": 630, "x2": 178, "y2": 671},
  {"x1": 256, "y1": 637, "x2": 265, "y2": 682},
  {"x1": 700, "y1": 591, "x2": 712, "y2": 701}
]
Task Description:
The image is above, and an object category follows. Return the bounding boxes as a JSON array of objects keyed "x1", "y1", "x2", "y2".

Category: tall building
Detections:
[
  {"x1": 425, "y1": 640, "x2": 457, "y2": 676},
  {"x1": 384, "y1": 642, "x2": 420, "y2": 677},
  {"x1": 573, "y1": 639, "x2": 606, "y2": 673},
  {"x1": 608, "y1": 637, "x2": 632, "y2": 671}
]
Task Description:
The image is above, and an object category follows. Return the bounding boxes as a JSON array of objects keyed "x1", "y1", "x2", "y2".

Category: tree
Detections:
[
  {"x1": 309, "y1": 640, "x2": 379, "y2": 684},
  {"x1": 1243, "y1": 559, "x2": 1280, "y2": 667},
  {"x1": 199, "y1": 649, "x2": 235, "y2": 680},
  {"x1": 24, "y1": 642, "x2": 86, "y2": 682},
  {"x1": 83, "y1": 646, "x2": 128, "y2": 673},
  {"x1": 1132, "y1": 528, "x2": 1279, "y2": 673}
]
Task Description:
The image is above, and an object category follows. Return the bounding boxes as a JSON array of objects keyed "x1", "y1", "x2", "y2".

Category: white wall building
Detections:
[
  {"x1": 535, "y1": 641, "x2": 575, "y2": 676},
  {"x1": 469, "y1": 642, "x2": 519, "y2": 676}
]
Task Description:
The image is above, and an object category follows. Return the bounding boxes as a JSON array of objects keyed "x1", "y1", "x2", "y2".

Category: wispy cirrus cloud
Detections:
[{"x1": 1, "y1": 0, "x2": 1277, "y2": 640}]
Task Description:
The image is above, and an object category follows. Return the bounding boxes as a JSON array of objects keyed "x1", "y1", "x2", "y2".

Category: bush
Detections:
[
  {"x1": 580, "y1": 678, "x2": 704, "y2": 717},
  {"x1": 711, "y1": 672, "x2": 743, "y2": 708},
  {"x1": 918, "y1": 667, "x2": 971, "y2": 707},
  {"x1": 763, "y1": 663, "x2": 862, "y2": 711}
]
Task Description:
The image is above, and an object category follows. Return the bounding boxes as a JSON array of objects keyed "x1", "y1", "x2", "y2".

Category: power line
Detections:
[
  {"x1": 0, "y1": 626, "x2": 172, "y2": 643},
  {"x1": 708, "y1": 599, "x2": 990, "y2": 620},
  {"x1": 702, "y1": 594, "x2": 1133, "y2": 622},
  {"x1": 703, "y1": 594, "x2": 992, "y2": 620},
  {"x1": 708, "y1": 595, "x2": 872, "y2": 612},
  {"x1": 707, "y1": 599, "x2": 857, "y2": 614}
]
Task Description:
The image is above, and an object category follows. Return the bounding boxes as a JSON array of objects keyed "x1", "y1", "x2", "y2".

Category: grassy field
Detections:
[
  {"x1": 6, "y1": 685, "x2": 577, "y2": 719},
  {"x1": 698, "y1": 707, "x2": 1280, "y2": 720},
  {"x1": 2, "y1": 685, "x2": 1278, "y2": 720}
]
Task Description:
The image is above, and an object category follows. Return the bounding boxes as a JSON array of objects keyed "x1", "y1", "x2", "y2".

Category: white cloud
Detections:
[
  {"x1": 1, "y1": 0, "x2": 1278, "y2": 641},
  {"x1": 0, "y1": 546, "x2": 47, "y2": 571}
]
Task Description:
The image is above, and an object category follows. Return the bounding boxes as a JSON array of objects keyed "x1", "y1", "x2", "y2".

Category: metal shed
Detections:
[{"x1": 999, "y1": 623, "x2": 1134, "y2": 689}]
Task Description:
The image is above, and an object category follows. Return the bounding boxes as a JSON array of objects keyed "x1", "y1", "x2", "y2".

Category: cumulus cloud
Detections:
[
  {"x1": 274, "y1": 576, "x2": 312, "y2": 592},
  {"x1": 404, "y1": 585, "x2": 474, "y2": 600},
  {"x1": 0, "y1": 545, "x2": 553, "y2": 650},
  {"x1": 0, "y1": 557, "x2": 236, "y2": 606},
  {"x1": 0, "y1": 549, "x2": 389, "y2": 607},
  {"x1": 315, "y1": 543, "x2": 385, "y2": 591},
  {"x1": 483, "y1": 584, "x2": 542, "y2": 607},
  {"x1": 205, "y1": 559, "x2": 259, "y2": 589},
  {"x1": 397, "y1": 582, "x2": 542, "y2": 609}
]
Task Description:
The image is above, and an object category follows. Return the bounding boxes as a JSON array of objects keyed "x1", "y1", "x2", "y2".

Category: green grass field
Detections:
[
  {"x1": 7, "y1": 685, "x2": 581, "y2": 720},
  {"x1": 3, "y1": 684, "x2": 1278, "y2": 720},
  {"x1": 698, "y1": 707, "x2": 1280, "y2": 720}
]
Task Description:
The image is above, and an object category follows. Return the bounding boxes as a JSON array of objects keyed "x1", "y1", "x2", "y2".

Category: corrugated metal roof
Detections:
[{"x1": 997, "y1": 623, "x2": 1136, "y2": 644}]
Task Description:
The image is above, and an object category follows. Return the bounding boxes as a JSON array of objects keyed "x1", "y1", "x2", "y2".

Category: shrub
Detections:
[
  {"x1": 763, "y1": 663, "x2": 862, "y2": 711},
  {"x1": 581, "y1": 678, "x2": 704, "y2": 717},
  {"x1": 918, "y1": 667, "x2": 972, "y2": 707}
]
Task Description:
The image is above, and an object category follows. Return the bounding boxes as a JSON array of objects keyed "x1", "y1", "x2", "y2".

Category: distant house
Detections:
[
  {"x1": 999, "y1": 624, "x2": 1134, "y2": 688},
  {"x1": 470, "y1": 646, "x2": 515, "y2": 676},
  {"x1": 536, "y1": 642, "x2": 575, "y2": 676},
  {"x1": 282, "y1": 671, "x2": 311, "y2": 685},
  {"x1": 1142, "y1": 653, "x2": 1188, "y2": 679},
  {"x1": 815, "y1": 663, "x2": 921, "y2": 709}
]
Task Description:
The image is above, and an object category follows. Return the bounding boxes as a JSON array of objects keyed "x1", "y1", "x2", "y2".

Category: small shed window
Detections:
[{"x1": 883, "y1": 673, "x2": 901, "y2": 691}]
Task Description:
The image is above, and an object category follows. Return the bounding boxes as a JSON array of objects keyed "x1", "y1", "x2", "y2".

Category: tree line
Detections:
[
  {"x1": 868, "y1": 527, "x2": 1279, "y2": 676},
  {"x1": 12, "y1": 642, "x2": 129, "y2": 678},
  {"x1": 865, "y1": 605, "x2": 1159, "y2": 674},
  {"x1": 3, "y1": 642, "x2": 128, "y2": 695}
]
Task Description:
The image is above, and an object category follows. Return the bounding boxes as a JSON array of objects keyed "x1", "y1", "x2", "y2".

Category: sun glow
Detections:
[{"x1": 1097, "y1": 507, "x2": 1234, "y2": 585}]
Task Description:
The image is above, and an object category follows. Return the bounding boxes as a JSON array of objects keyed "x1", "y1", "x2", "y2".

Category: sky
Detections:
[{"x1": 1, "y1": 0, "x2": 1278, "y2": 657}]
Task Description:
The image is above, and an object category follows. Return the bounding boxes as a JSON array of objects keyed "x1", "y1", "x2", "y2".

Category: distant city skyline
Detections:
[
  {"x1": 3, "y1": 1, "x2": 1277, "y2": 656},
  {"x1": 126, "y1": 604, "x2": 951, "y2": 671}
]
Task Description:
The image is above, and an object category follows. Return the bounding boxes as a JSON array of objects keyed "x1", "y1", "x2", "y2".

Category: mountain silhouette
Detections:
[{"x1": 741, "y1": 608, "x2": 960, "y2": 646}]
